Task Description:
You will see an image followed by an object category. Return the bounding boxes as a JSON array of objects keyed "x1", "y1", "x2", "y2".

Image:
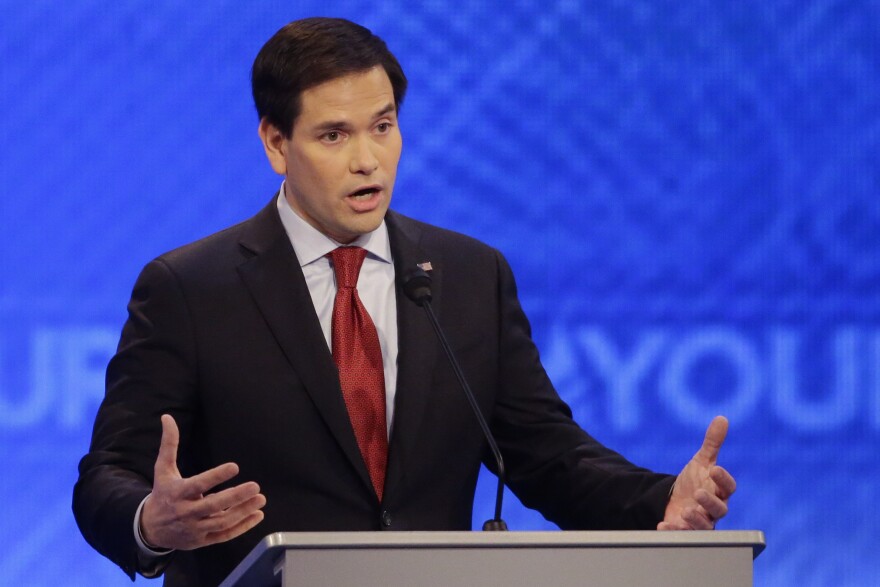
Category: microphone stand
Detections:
[{"x1": 404, "y1": 269, "x2": 508, "y2": 531}]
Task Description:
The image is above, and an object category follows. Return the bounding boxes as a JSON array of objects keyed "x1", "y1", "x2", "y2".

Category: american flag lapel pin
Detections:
[{"x1": 417, "y1": 261, "x2": 433, "y2": 272}]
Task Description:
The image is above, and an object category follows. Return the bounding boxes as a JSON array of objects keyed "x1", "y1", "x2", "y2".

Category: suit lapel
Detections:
[
  {"x1": 235, "y1": 197, "x2": 374, "y2": 496},
  {"x1": 383, "y1": 211, "x2": 441, "y2": 504}
]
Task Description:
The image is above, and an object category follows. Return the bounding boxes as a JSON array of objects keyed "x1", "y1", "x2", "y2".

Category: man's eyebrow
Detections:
[
  {"x1": 374, "y1": 103, "x2": 396, "y2": 118},
  {"x1": 312, "y1": 119, "x2": 351, "y2": 132},
  {"x1": 311, "y1": 103, "x2": 397, "y2": 132}
]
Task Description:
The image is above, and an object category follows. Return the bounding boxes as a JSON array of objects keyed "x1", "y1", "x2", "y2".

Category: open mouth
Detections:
[{"x1": 349, "y1": 186, "x2": 381, "y2": 199}]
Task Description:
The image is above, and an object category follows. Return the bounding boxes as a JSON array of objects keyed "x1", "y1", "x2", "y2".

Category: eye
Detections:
[
  {"x1": 376, "y1": 122, "x2": 391, "y2": 133},
  {"x1": 324, "y1": 131, "x2": 341, "y2": 142}
]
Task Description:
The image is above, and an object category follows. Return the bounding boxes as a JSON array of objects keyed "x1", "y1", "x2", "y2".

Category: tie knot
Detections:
[{"x1": 328, "y1": 246, "x2": 367, "y2": 289}]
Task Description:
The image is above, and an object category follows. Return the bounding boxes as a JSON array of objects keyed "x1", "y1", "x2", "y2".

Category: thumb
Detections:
[
  {"x1": 696, "y1": 415, "x2": 728, "y2": 465},
  {"x1": 154, "y1": 414, "x2": 180, "y2": 476}
]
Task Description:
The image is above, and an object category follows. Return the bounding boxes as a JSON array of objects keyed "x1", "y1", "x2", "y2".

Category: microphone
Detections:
[{"x1": 402, "y1": 267, "x2": 508, "y2": 531}]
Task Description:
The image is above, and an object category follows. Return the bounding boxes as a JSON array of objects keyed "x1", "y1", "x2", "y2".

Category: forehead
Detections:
[{"x1": 296, "y1": 67, "x2": 395, "y2": 126}]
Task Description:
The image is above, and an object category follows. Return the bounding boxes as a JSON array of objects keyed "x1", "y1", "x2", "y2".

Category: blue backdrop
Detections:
[{"x1": 1, "y1": 1, "x2": 878, "y2": 584}]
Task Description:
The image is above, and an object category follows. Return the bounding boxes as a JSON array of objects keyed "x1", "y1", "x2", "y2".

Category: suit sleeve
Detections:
[
  {"x1": 72, "y1": 258, "x2": 198, "y2": 579},
  {"x1": 487, "y1": 250, "x2": 675, "y2": 530}
]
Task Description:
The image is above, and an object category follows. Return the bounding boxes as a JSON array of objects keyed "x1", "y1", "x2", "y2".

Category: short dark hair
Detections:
[{"x1": 252, "y1": 17, "x2": 408, "y2": 138}]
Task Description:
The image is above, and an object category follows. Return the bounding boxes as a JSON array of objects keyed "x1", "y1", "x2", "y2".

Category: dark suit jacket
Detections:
[{"x1": 73, "y1": 196, "x2": 674, "y2": 586}]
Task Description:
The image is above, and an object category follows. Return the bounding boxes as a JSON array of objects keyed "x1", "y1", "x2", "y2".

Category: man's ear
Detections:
[{"x1": 258, "y1": 118, "x2": 288, "y2": 175}]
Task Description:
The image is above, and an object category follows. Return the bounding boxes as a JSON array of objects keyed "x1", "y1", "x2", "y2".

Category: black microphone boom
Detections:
[{"x1": 402, "y1": 267, "x2": 508, "y2": 531}]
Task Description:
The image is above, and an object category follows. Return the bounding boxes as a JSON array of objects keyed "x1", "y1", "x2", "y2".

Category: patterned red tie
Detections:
[{"x1": 328, "y1": 246, "x2": 388, "y2": 500}]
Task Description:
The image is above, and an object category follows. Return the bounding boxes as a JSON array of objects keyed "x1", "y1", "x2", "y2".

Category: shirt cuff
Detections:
[{"x1": 134, "y1": 494, "x2": 174, "y2": 572}]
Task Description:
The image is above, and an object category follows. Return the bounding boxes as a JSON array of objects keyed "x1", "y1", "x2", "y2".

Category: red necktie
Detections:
[{"x1": 328, "y1": 246, "x2": 388, "y2": 500}]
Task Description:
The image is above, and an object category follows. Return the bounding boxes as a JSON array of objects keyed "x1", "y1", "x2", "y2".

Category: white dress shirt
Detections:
[{"x1": 275, "y1": 186, "x2": 399, "y2": 430}]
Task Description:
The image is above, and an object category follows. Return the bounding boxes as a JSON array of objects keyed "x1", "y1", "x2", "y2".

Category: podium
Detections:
[{"x1": 220, "y1": 530, "x2": 765, "y2": 587}]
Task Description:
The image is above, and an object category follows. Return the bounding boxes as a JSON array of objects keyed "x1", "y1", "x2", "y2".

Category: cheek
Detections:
[
  {"x1": 296, "y1": 155, "x2": 340, "y2": 190},
  {"x1": 381, "y1": 140, "x2": 403, "y2": 170}
]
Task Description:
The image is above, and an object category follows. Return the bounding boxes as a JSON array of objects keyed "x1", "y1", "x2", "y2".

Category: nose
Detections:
[{"x1": 349, "y1": 136, "x2": 379, "y2": 175}]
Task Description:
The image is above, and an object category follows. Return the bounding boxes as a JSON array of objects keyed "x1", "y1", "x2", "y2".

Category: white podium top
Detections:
[{"x1": 221, "y1": 530, "x2": 766, "y2": 587}]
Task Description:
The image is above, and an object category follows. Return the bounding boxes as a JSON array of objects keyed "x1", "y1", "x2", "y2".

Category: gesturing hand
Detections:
[
  {"x1": 658, "y1": 415, "x2": 737, "y2": 531},
  {"x1": 140, "y1": 414, "x2": 266, "y2": 550}
]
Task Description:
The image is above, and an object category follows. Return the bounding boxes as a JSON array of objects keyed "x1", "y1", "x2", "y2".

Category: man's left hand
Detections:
[{"x1": 658, "y1": 415, "x2": 737, "y2": 530}]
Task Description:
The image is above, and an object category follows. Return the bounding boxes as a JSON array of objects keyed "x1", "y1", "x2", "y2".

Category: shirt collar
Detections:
[{"x1": 275, "y1": 181, "x2": 392, "y2": 267}]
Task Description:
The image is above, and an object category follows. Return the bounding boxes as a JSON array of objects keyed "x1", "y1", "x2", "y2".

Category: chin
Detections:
[{"x1": 352, "y1": 212, "x2": 387, "y2": 233}]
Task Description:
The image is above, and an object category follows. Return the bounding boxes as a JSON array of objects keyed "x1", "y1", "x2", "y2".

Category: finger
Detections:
[
  {"x1": 203, "y1": 510, "x2": 265, "y2": 546},
  {"x1": 695, "y1": 415, "x2": 729, "y2": 465},
  {"x1": 681, "y1": 506, "x2": 714, "y2": 530},
  {"x1": 154, "y1": 414, "x2": 180, "y2": 475},
  {"x1": 181, "y1": 462, "x2": 240, "y2": 498},
  {"x1": 189, "y1": 481, "x2": 262, "y2": 518},
  {"x1": 695, "y1": 489, "x2": 729, "y2": 520},
  {"x1": 199, "y1": 493, "x2": 267, "y2": 534},
  {"x1": 710, "y1": 466, "x2": 737, "y2": 497},
  {"x1": 657, "y1": 519, "x2": 689, "y2": 531}
]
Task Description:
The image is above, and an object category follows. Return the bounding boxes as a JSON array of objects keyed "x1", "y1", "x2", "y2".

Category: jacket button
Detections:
[{"x1": 381, "y1": 510, "x2": 392, "y2": 528}]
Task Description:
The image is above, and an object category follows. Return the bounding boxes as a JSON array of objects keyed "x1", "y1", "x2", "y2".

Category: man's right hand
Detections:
[{"x1": 140, "y1": 414, "x2": 266, "y2": 551}]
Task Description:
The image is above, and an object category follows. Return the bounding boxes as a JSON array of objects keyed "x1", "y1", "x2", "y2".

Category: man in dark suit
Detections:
[{"x1": 73, "y1": 17, "x2": 736, "y2": 586}]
